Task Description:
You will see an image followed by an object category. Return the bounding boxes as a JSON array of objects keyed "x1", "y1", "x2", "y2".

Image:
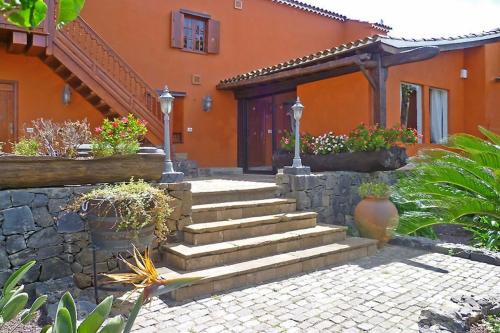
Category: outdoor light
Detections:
[
  {"x1": 284, "y1": 97, "x2": 310, "y2": 175},
  {"x1": 202, "y1": 96, "x2": 213, "y2": 112},
  {"x1": 159, "y1": 86, "x2": 184, "y2": 183},
  {"x1": 62, "y1": 84, "x2": 71, "y2": 106},
  {"x1": 460, "y1": 68, "x2": 468, "y2": 79}
]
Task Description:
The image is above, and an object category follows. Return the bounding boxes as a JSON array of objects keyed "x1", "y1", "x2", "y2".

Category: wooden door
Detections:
[
  {"x1": 246, "y1": 96, "x2": 273, "y2": 171},
  {"x1": 0, "y1": 81, "x2": 17, "y2": 151}
]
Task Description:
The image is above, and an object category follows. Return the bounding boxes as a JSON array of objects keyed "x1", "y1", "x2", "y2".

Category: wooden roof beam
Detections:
[{"x1": 218, "y1": 53, "x2": 375, "y2": 90}]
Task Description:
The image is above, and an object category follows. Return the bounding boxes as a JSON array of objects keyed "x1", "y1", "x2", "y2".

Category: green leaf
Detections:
[
  {"x1": 2, "y1": 260, "x2": 35, "y2": 298},
  {"x1": 1, "y1": 292, "x2": 29, "y2": 322},
  {"x1": 57, "y1": 0, "x2": 85, "y2": 27},
  {"x1": 54, "y1": 308, "x2": 73, "y2": 333},
  {"x1": 77, "y1": 295, "x2": 113, "y2": 333},
  {"x1": 41, "y1": 324, "x2": 53, "y2": 333},
  {"x1": 21, "y1": 295, "x2": 47, "y2": 324},
  {"x1": 30, "y1": 0, "x2": 48, "y2": 28},
  {"x1": 479, "y1": 126, "x2": 500, "y2": 145},
  {"x1": 122, "y1": 292, "x2": 145, "y2": 333},
  {"x1": 56, "y1": 292, "x2": 77, "y2": 333},
  {"x1": 98, "y1": 315, "x2": 126, "y2": 333}
]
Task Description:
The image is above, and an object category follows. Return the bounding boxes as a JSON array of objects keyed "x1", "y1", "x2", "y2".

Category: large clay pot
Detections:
[
  {"x1": 83, "y1": 199, "x2": 155, "y2": 251},
  {"x1": 354, "y1": 197, "x2": 399, "y2": 248}
]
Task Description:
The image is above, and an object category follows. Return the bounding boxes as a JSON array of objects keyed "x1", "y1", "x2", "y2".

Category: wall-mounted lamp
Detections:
[
  {"x1": 62, "y1": 84, "x2": 72, "y2": 106},
  {"x1": 202, "y1": 96, "x2": 213, "y2": 112},
  {"x1": 460, "y1": 68, "x2": 468, "y2": 79}
]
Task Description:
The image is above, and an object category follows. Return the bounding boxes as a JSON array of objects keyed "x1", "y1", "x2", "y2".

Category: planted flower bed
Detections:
[
  {"x1": 0, "y1": 115, "x2": 164, "y2": 189},
  {"x1": 273, "y1": 124, "x2": 418, "y2": 172}
]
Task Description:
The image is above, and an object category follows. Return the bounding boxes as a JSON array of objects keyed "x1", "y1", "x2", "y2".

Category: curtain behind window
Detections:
[{"x1": 430, "y1": 89, "x2": 448, "y2": 143}]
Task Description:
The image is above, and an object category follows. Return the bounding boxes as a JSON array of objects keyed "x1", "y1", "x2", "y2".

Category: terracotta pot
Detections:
[
  {"x1": 354, "y1": 197, "x2": 399, "y2": 248},
  {"x1": 83, "y1": 199, "x2": 155, "y2": 251}
]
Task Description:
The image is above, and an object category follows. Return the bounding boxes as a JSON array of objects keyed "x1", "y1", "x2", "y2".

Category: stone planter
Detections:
[
  {"x1": 354, "y1": 196, "x2": 399, "y2": 248},
  {"x1": 272, "y1": 146, "x2": 407, "y2": 172},
  {"x1": 0, "y1": 148, "x2": 164, "y2": 189},
  {"x1": 83, "y1": 199, "x2": 155, "y2": 251}
]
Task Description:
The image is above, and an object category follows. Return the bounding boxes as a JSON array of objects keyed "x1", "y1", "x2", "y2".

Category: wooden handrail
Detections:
[{"x1": 53, "y1": 16, "x2": 163, "y2": 142}]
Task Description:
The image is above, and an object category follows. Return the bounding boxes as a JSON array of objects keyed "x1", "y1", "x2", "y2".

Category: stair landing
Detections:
[{"x1": 159, "y1": 178, "x2": 377, "y2": 301}]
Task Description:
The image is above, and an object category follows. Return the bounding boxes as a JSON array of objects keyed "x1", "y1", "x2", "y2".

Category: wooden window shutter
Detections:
[
  {"x1": 207, "y1": 19, "x2": 220, "y2": 54},
  {"x1": 171, "y1": 10, "x2": 183, "y2": 48}
]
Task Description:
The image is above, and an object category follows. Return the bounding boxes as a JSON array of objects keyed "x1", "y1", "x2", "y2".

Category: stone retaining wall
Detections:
[
  {"x1": 0, "y1": 182, "x2": 192, "y2": 294},
  {"x1": 276, "y1": 171, "x2": 398, "y2": 233}
]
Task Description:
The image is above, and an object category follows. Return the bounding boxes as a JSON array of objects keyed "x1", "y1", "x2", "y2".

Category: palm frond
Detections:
[{"x1": 479, "y1": 126, "x2": 500, "y2": 145}]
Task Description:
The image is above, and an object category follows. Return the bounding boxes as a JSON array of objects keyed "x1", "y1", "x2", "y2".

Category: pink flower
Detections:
[
  {"x1": 122, "y1": 117, "x2": 129, "y2": 124},
  {"x1": 95, "y1": 127, "x2": 102, "y2": 134}
]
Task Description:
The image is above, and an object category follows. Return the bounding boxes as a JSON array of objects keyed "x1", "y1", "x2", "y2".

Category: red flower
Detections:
[
  {"x1": 120, "y1": 132, "x2": 126, "y2": 138},
  {"x1": 95, "y1": 127, "x2": 102, "y2": 134},
  {"x1": 108, "y1": 131, "x2": 113, "y2": 137},
  {"x1": 112, "y1": 121, "x2": 119, "y2": 128}
]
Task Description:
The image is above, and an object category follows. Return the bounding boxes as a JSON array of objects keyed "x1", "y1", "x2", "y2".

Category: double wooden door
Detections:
[
  {"x1": 243, "y1": 91, "x2": 296, "y2": 173},
  {"x1": 0, "y1": 81, "x2": 17, "y2": 151}
]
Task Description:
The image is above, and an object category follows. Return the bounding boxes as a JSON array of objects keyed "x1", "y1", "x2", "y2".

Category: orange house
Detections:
[{"x1": 0, "y1": 0, "x2": 498, "y2": 173}]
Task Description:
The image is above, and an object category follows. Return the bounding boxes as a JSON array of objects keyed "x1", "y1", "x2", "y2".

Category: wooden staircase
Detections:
[
  {"x1": 42, "y1": 17, "x2": 164, "y2": 144},
  {"x1": 159, "y1": 183, "x2": 378, "y2": 301}
]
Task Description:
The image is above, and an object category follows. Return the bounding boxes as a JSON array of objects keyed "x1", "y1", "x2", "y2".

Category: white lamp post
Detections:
[
  {"x1": 284, "y1": 97, "x2": 311, "y2": 175},
  {"x1": 159, "y1": 86, "x2": 184, "y2": 183}
]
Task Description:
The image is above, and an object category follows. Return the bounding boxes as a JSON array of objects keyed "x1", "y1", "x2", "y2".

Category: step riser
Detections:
[
  {"x1": 193, "y1": 189, "x2": 277, "y2": 205},
  {"x1": 185, "y1": 218, "x2": 317, "y2": 245},
  {"x1": 171, "y1": 243, "x2": 377, "y2": 301},
  {"x1": 192, "y1": 203, "x2": 296, "y2": 223},
  {"x1": 165, "y1": 230, "x2": 346, "y2": 270}
]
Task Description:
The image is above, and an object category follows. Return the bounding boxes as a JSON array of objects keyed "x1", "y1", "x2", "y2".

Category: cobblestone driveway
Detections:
[{"x1": 132, "y1": 246, "x2": 500, "y2": 333}]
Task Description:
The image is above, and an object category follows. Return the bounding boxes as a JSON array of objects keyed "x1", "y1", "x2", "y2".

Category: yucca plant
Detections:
[
  {"x1": 393, "y1": 126, "x2": 500, "y2": 250},
  {"x1": 0, "y1": 261, "x2": 47, "y2": 332},
  {"x1": 42, "y1": 247, "x2": 201, "y2": 333}
]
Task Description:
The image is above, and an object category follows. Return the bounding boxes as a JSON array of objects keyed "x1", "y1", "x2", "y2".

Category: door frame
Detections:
[
  {"x1": 400, "y1": 82, "x2": 423, "y2": 143},
  {"x1": 237, "y1": 90, "x2": 296, "y2": 174},
  {"x1": 0, "y1": 80, "x2": 19, "y2": 144}
]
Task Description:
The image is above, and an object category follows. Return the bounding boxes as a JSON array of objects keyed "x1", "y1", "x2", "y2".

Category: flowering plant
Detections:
[
  {"x1": 279, "y1": 130, "x2": 315, "y2": 154},
  {"x1": 92, "y1": 114, "x2": 148, "y2": 157},
  {"x1": 346, "y1": 124, "x2": 418, "y2": 152},
  {"x1": 313, "y1": 132, "x2": 348, "y2": 155}
]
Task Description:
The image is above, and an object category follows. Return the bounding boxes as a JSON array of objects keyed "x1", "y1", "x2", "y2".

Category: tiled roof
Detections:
[
  {"x1": 218, "y1": 28, "x2": 500, "y2": 87},
  {"x1": 270, "y1": 0, "x2": 392, "y2": 31},
  {"x1": 271, "y1": 0, "x2": 347, "y2": 21},
  {"x1": 218, "y1": 35, "x2": 381, "y2": 86}
]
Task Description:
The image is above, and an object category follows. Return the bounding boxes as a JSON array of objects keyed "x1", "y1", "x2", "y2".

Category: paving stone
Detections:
[{"x1": 129, "y1": 246, "x2": 500, "y2": 333}]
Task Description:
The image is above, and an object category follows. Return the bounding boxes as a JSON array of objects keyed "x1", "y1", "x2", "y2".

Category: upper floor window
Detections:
[
  {"x1": 171, "y1": 9, "x2": 220, "y2": 54},
  {"x1": 184, "y1": 16, "x2": 206, "y2": 52}
]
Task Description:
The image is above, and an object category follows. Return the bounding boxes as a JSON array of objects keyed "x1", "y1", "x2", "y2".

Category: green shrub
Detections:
[
  {"x1": 392, "y1": 126, "x2": 499, "y2": 251},
  {"x1": 13, "y1": 138, "x2": 40, "y2": 156},
  {"x1": 358, "y1": 182, "x2": 392, "y2": 199},
  {"x1": 92, "y1": 114, "x2": 147, "y2": 157},
  {"x1": 346, "y1": 123, "x2": 418, "y2": 152},
  {"x1": 69, "y1": 179, "x2": 172, "y2": 240}
]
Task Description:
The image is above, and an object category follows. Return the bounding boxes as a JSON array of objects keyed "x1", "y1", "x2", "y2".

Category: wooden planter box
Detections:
[
  {"x1": 272, "y1": 147, "x2": 407, "y2": 172},
  {"x1": 0, "y1": 149, "x2": 164, "y2": 189}
]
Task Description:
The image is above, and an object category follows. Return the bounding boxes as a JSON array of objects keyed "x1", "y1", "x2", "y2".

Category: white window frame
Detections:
[{"x1": 400, "y1": 82, "x2": 423, "y2": 143}]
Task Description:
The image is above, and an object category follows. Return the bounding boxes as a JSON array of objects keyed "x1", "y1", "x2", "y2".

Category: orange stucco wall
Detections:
[
  {"x1": 0, "y1": 48, "x2": 103, "y2": 140},
  {"x1": 296, "y1": 44, "x2": 499, "y2": 149},
  {"x1": 298, "y1": 72, "x2": 371, "y2": 136},
  {"x1": 76, "y1": 0, "x2": 382, "y2": 167}
]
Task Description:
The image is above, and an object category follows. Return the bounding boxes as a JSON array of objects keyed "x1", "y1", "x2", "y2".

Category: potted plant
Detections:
[
  {"x1": 69, "y1": 179, "x2": 172, "y2": 251},
  {"x1": 354, "y1": 181, "x2": 399, "y2": 248},
  {"x1": 273, "y1": 124, "x2": 418, "y2": 172},
  {"x1": 0, "y1": 115, "x2": 165, "y2": 189}
]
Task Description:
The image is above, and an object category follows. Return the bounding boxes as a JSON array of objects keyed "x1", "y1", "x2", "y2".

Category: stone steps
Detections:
[
  {"x1": 161, "y1": 225, "x2": 347, "y2": 270},
  {"x1": 184, "y1": 211, "x2": 318, "y2": 245},
  {"x1": 158, "y1": 237, "x2": 378, "y2": 301},
  {"x1": 192, "y1": 185, "x2": 278, "y2": 205},
  {"x1": 191, "y1": 198, "x2": 296, "y2": 223}
]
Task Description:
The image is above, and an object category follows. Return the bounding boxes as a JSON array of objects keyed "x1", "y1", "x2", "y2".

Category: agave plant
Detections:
[
  {"x1": 42, "y1": 247, "x2": 201, "y2": 333},
  {"x1": 393, "y1": 126, "x2": 500, "y2": 250},
  {"x1": 0, "y1": 261, "x2": 47, "y2": 332}
]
